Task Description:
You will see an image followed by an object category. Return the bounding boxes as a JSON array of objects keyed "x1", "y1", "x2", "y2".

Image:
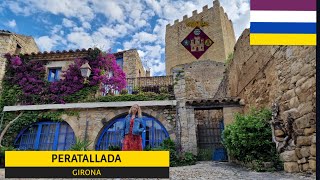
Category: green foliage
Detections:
[
  {"x1": 96, "y1": 92, "x2": 170, "y2": 102},
  {"x1": 70, "y1": 139, "x2": 91, "y2": 151},
  {"x1": 132, "y1": 87, "x2": 141, "y2": 94},
  {"x1": 159, "y1": 87, "x2": 169, "y2": 94},
  {"x1": 1, "y1": 111, "x2": 39, "y2": 147},
  {"x1": 197, "y1": 148, "x2": 213, "y2": 161},
  {"x1": 37, "y1": 111, "x2": 64, "y2": 122},
  {"x1": 0, "y1": 81, "x2": 23, "y2": 110},
  {"x1": 0, "y1": 146, "x2": 16, "y2": 156},
  {"x1": 108, "y1": 145, "x2": 121, "y2": 151},
  {"x1": 225, "y1": 52, "x2": 234, "y2": 65},
  {"x1": 1, "y1": 110, "x2": 74, "y2": 147},
  {"x1": 222, "y1": 108, "x2": 281, "y2": 171},
  {"x1": 143, "y1": 145, "x2": 152, "y2": 151},
  {"x1": 152, "y1": 139, "x2": 197, "y2": 167},
  {"x1": 120, "y1": 89, "x2": 128, "y2": 95},
  {"x1": 64, "y1": 86, "x2": 99, "y2": 103},
  {"x1": 179, "y1": 152, "x2": 197, "y2": 166},
  {"x1": 174, "y1": 70, "x2": 184, "y2": 82}
]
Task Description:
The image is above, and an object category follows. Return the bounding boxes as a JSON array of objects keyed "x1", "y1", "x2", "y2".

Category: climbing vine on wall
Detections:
[
  {"x1": 0, "y1": 110, "x2": 79, "y2": 147},
  {"x1": 2, "y1": 48, "x2": 126, "y2": 105},
  {"x1": 0, "y1": 48, "x2": 126, "y2": 147}
]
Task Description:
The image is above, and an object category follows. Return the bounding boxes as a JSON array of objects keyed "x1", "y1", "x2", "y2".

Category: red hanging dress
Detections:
[{"x1": 122, "y1": 117, "x2": 143, "y2": 151}]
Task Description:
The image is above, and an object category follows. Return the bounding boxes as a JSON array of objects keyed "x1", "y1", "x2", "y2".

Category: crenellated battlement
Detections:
[
  {"x1": 165, "y1": 0, "x2": 235, "y2": 75},
  {"x1": 183, "y1": 15, "x2": 188, "y2": 20},
  {"x1": 192, "y1": 10, "x2": 198, "y2": 16},
  {"x1": 166, "y1": 1, "x2": 222, "y2": 28},
  {"x1": 203, "y1": 5, "x2": 208, "y2": 11}
]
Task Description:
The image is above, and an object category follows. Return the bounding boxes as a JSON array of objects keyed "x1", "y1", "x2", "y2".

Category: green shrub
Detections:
[
  {"x1": 152, "y1": 139, "x2": 197, "y2": 167},
  {"x1": 179, "y1": 152, "x2": 197, "y2": 166},
  {"x1": 70, "y1": 139, "x2": 91, "y2": 151},
  {"x1": 222, "y1": 108, "x2": 281, "y2": 171},
  {"x1": 159, "y1": 87, "x2": 169, "y2": 94},
  {"x1": 143, "y1": 145, "x2": 152, "y2": 151},
  {"x1": 108, "y1": 145, "x2": 121, "y2": 151},
  {"x1": 197, "y1": 148, "x2": 213, "y2": 161},
  {"x1": 96, "y1": 93, "x2": 170, "y2": 102}
]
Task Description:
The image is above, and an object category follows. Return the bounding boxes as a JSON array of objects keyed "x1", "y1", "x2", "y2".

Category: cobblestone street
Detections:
[{"x1": 0, "y1": 161, "x2": 315, "y2": 180}]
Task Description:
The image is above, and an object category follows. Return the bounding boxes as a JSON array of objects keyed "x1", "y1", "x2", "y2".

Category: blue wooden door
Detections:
[{"x1": 212, "y1": 120, "x2": 228, "y2": 161}]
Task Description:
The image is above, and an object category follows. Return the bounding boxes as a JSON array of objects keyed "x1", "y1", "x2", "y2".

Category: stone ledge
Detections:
[{"x1": 3, "y1": 100, "x2": 177, "y2": 112}]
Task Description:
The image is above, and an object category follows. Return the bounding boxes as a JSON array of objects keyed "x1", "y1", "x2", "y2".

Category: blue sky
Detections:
[{"x1": 0, "y1": 0, "x2": 249, "y2": 76}]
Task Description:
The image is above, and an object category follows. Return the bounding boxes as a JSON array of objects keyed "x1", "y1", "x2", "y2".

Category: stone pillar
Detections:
[
  {"x1": 173, "y1": 66, "x2": 197, "y2": 154},
  {"x1": 176, "y1": 100, "x2": 197, "y2": 154}
]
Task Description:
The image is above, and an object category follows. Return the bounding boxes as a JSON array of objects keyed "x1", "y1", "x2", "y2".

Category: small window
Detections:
[
  {"x1": 48, "y1": 68, "x2": 61, "y2": 82},
  {"x1": 15, "y1": 44, "x2": 22, "y2": 55},
  {"x1": 116, "y1": 57, "x2": 123, "y2": 69}
]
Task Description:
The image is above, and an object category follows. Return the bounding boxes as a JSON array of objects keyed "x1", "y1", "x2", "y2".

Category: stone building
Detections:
[
  {"x1": 0, "y1": 30, "x2": 39, "y2": 92},
  {"x1": 22, "y1": 48, "x2": 146, "y2": 81},
  {"x1": 165, "y1": 0, "x2": 235, "y2": 75},
  {"x1": 119, "y1": 49, "x2": 146, "y2": 78},
  {"x1": 0, "y1": 0, "x2": 316, "y2": 174}
]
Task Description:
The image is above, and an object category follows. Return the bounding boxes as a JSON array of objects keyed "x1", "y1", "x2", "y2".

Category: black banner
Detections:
[{"x1": 5, "y1": 167, "x2": 169, "y2": 178}]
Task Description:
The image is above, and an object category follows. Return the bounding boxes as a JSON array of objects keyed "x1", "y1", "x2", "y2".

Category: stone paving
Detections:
[{"x1": 0, "y1": 161, "x2": 315, "y2": 180}]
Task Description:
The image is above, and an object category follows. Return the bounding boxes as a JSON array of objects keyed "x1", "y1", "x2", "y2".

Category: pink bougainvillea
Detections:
[{"x1": 4, "y1": 50, "x2": 127, "y2": 104}]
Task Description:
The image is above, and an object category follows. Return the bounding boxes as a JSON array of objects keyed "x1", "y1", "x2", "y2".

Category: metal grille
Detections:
[
  {"x1": 197, "y1": 120, "x2": 224, "y2": 149},
  {"x1": 96, "y1": 116, "x2": 170, "y2": 150},
  {"x1": 126, "y1": 76, "x2": 174, "y2": 94},
  {"x1": 195, "y1": 109, "x2": 224, "y2": 150}
]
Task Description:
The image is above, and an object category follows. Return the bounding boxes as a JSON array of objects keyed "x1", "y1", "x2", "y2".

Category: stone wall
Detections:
[
  {"x1": 123, "y1": 49, "x2": 146, "y2": 78},
  {"x1": 61, "y1": 105, "x2": 176, "y2": 150},
  {"x1": 0, "y1": 32, "x2": 39, "y2": 92},
  {"x1": 0, "y1": 34, "x2": 10, "y2": 93},
  {"x1": 165, "y1": 0, "x2": 235, "y2": 75},
  {"x1": 219, "y1": 29, "x2": 316, "y2": 172},
  {"x1": 173, "y1": 60, "x2": 225, "y2": 100},
  {"x1": 173, "y1": 59, "x2": 226, "y2": 154}
]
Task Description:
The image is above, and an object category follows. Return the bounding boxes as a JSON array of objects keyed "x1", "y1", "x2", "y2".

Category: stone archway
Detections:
[
  {"x1": 14, "y1": 121, "x2": 75, "y2": 150},
  {"x1": 95, "y1": 113, "x2": 171, "y2": 150}
]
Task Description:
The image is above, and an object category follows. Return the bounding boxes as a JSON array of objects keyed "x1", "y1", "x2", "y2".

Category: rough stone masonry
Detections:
[{"x1": 218, "y1": 29, "x2": 316, "y2": 173}]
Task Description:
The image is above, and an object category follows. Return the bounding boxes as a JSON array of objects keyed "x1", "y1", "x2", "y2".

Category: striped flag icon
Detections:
[{"x1": 250, "y1": 0, "x2": 317, "y2": 45}]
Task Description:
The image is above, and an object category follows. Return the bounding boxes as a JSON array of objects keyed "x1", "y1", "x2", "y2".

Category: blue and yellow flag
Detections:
[{"x1": 250, "y1": 0, "x2": 316, "y2": 45}]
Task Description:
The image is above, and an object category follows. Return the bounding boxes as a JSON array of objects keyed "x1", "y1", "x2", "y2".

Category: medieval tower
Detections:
[
  {"x1": 165, "y1": 0, "x2": 236, "y2": 75},
  {"x1": 0, "y1": 30, "x2": 39, "y2": 92}
]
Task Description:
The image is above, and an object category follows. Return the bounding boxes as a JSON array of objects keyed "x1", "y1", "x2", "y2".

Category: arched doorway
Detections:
[
  {"x1": 14, "y1": 121, "x2": 75, "y2": 150},
  {"x1": 96, "y1": 114, "x2": 169, "y2": 150}
]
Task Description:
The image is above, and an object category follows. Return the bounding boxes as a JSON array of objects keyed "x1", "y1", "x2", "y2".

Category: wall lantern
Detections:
[{"x1": 80, "y1": 62, "x2": 92, "y2": 78}]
